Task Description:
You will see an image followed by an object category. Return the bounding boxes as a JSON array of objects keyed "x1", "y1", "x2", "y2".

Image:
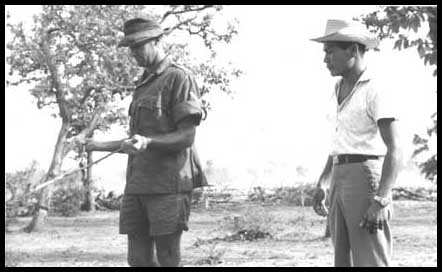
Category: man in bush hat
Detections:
[
  {"x1": 311, "y1": 19, "x2": 403, "y2": 266},
  {"x1": 85, "y1": 17, "x2": 207, "y2": 267}
]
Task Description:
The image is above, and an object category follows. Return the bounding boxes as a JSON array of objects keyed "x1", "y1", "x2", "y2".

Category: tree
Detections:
[
  {"x1": 6, "y1": 5, "x2": 241, "y2": 232},
  {"x1": 359, "y1": 6, "x2": 437, "y2": 183}
]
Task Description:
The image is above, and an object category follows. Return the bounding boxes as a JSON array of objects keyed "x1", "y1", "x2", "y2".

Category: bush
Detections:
[
  {"x1": 273, "y1": 185, "x2": 318, "y2": 206},
  {"x1": 222, "y1": 206, "x2": 274, "y2": 233},
  {"x1": 247, "y1": 185, "x2": 322, "y2": 206},
  {"x1": 94, "y1": 190, "x2": 122, "y2": 210},
  {"x1": 5, "y1": 161, "x2": 41, "y2": 219},
  {"x1": 50, "y1": 175, "x2": 84, "y2": 217},
  {"x1": 218, "y1": 206, "x2": 274, "y2": 241}
]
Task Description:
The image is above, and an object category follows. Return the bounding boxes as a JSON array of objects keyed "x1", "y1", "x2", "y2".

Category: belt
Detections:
[{"x1": 333, "y1": 154, "x2": 381, "y2": 165}]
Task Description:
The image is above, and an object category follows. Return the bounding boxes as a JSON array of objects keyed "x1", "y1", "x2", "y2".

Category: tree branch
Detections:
[
  {"x1": 161, "y1": 5, "x2": 214, "y2": 24},
  {"x1": 164, "y1": 16, "x2": 197, "y2": 36},
  {"x1": 40, "y1": 31, "x2": 72, "y2": 123},
  {"x1": 6, "y1": 77, "x2": 41, "y2": 86},
  {"x1": 63, "y1": 103, "x2": 108, "y2": 157},
  {"x1": 37, "y1": 99, "x2": 58, "y2": 108},
  {"x1": 47, "y1": 27, "x2": 61, "y2": 35}
]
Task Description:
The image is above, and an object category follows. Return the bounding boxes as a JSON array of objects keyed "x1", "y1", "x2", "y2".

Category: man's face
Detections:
[
  {"x1": 129, "y1": 40, "x2": 156, "y2": 67},
  {"x1": 322, "y1": 43, "x2": 354, "y2": 77}
]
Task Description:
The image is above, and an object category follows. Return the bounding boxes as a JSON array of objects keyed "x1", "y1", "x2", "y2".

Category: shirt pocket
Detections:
[{"x1": 134, "y1": 97, "x2": 170, "y2": 135}]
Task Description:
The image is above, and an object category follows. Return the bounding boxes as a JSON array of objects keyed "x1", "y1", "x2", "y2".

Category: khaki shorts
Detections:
[{"x1": 119, "y1": 193, "x2": 192, "y2": 236}]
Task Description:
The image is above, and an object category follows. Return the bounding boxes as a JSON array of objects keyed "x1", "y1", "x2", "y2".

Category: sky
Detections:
[{"x1": 5, "y1": 5, "x2": 437, "y2": 191}]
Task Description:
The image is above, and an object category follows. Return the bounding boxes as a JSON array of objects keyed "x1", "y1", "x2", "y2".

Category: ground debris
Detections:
[
  {"x1": 94, "y1": 191, "x2": 122, "y2": 210},
  {"x1": 221, "y1": 229, "x2": 272, "y2": 242},
  {"x1": 392, "y1": 187, "x2": 437, "y2": 201},
  {"x1": 195, "y1": 229, "x2": 272, "y2": 245}
]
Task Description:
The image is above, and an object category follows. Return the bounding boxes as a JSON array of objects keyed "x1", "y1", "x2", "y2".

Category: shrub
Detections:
[
  {"x1": 195, "y1": 243, "x2": 225, "y2": 265},
  {"x1": 50, "y1": 175, "x2": 84, "y2": 217},
  {"x1": 247, "y1": 184, "x2": 322, "y2": 206},
  {"x1": 5, "y1": 161, "x2": 41, "y2": 219},
  {"x1": 273, "y1": 185, "x2": 318, "y2": 206},
  {"x1": 221, "y1": 206, "x2": 275, "y2": 238}
]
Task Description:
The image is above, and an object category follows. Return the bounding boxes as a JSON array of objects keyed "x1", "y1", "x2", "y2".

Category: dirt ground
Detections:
[{"x1": 5, "y1": 200, "x2": 437, "y2": 267}]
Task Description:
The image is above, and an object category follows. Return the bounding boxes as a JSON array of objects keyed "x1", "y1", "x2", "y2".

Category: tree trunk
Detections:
[
  {"x1": 23, "y1": 122, "x2": 70, "y2": 233},
  {"x1": 23, "y1": 29, "x2": 74, "y2": 233},
  {"x1": 82, "y1": 149, "x2": 96, "y2": 212},
  {"x1": 23, "y1": 194, "x2": 49, "y2": 233}
]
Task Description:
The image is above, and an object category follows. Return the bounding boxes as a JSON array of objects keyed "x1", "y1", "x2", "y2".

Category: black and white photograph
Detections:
[{"x1": 5, "y1": 5, "x2": 437, "y2": 267}]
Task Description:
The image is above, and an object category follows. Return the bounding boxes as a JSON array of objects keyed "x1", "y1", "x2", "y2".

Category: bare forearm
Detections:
[
  {"x1": 377, "y1": 147, "x2": 402, "y2": 198},
  {"x1": 91, "y1": 140, "x2": 125, "y2": 152},
  {"x1": 146, "y1": 127, "x2": 195, "y2": 153}
]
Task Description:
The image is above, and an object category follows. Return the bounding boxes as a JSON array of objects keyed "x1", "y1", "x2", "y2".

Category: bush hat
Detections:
[
  {"x1": 311, "y1": 19, "x2": 380, "y2": 49},
  {"x1": 118, "y1": 18, "x2": 164, "y2": 48}
]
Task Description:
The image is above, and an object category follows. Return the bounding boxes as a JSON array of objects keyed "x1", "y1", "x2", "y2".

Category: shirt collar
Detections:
[
  {"x1": 358, "y1": 68, "x2": 372, "y2": 82},
  {"x1": 148, "y1": 56, "x2": 171, "y2": 76},
  {"x1": 136, "y1": 57, "x2": 171, "y2": 88},
  {"x1": 336, "y1": 67, "x2": 372, "y2": 90}
]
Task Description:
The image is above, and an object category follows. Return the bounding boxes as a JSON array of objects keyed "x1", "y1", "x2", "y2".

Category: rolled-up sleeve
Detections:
[{"x1": 171, "y1": 72, "x2": 203, "y2": 126}]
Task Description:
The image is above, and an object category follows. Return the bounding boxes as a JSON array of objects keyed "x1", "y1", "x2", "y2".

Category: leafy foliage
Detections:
[
  {"x1": 360, "y1": 6, "x2": 437, "y2": 183},
  {"x1": 50, "y1": 175, "x2": 84, "y2": 217},
  {"x1": 5, "y1": 161, "x2": 41, "y2": 219},
  {"x1": 6, "y1": 4, "x2": 241, "y2": 156},
  {"x1": 361, "y1": 6, "x2": 437, "y2": 76},
  {"x1": 247, "y1": 185, "x2": 323, "y2": 206},
  {"x1": 5, "y1": 5, "x2": 242, "y2": 231}
]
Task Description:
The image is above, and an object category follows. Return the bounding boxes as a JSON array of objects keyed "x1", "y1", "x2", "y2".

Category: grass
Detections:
[{"x1": 5, "y1": 200, "x2": 437, "y2": 267}]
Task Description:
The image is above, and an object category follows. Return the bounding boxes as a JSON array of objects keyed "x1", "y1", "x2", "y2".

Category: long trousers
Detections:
[{"x1": 328, "y1": 160, "x2": 392, "y2": 267}]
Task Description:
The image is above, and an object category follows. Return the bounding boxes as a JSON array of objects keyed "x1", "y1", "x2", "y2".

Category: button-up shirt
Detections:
[
  {"x1": 330, "y1": 69, "x2": 397, "y2": 156},
  {"x1": 125, "y1": 57, "x2": 208, "y2": 194}
]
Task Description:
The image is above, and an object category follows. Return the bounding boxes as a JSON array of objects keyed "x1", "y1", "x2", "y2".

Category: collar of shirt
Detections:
[
  {"x1": 150, "y1": 56, "x2": 171, "y2": 75},
  {"x1": 357, "y1": 67, "x2": 372, "y2": 83},
  {"x1": 136, "y1": 57, "x2": 172, "y2": 88},
  {"x1": 335, "y1": 67, "x2": 373, "y2": 99}
]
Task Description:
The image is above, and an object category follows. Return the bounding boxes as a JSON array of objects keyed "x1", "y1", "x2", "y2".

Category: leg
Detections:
[
  {"x1": 127, "y1": 233, "x2": 160, "y2": 267},
  {"x1": 349, "y1": 215, "x2": 392, "y2": 267},
  {"x1": 344, "y1": 161, "x2": 392, "y2": 266},
  {"x1": 345, "y1": 196, "x2": 392, "y2": 266},
  {"x1": 329, "y1": 166, "x2": 352, "y2": 267},
  {"x1": 329, "y1": 197, "x2": 353, "y2": 267},
  {"x1": 155, "y1": 231, "x2": 183, "y2": 267}
]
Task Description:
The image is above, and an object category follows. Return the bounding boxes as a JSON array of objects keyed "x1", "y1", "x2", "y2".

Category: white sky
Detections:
[{"x1": 5, "y1": 5, "x2": 437, "y2": 190}]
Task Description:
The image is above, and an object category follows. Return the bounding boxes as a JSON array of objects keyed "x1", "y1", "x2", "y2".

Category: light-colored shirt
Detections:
[{"x1": 330, "y1": 69, "x2": 397, "y2": 156}]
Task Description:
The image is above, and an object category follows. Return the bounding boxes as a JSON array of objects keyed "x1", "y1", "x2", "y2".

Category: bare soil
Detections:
[{"x1": 5, "y1": 200, "x2": 437, "y2": 267}]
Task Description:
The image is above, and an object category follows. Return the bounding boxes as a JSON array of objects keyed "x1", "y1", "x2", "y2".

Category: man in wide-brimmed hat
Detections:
[
  {"x1": 86, "y1": 17, "x2": 207, "y2": 267},
  {"x1": 311, "y1": 19, "x2": 402, "y2": 267}
]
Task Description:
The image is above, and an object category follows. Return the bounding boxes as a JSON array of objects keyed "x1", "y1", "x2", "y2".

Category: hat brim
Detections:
[
  {"x1": 117, "y1": 36, "x2": 158, "y2": 48},
  {"x1": 117, "y1": 28, "x2": 164, "y2": 48},
  {"x1": 311, "y1": 32, "x2": 379, "y2": 49}
]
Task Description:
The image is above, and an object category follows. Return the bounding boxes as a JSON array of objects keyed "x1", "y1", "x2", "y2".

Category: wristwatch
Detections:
[{"x1": 373, "y1": 195, "x2": 391, "y2": 208}]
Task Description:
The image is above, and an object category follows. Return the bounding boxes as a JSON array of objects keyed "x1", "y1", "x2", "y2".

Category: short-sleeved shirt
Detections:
[
  {"x1": 125, "y1": 57, "x2": 208, "y2": 194},
  {"x1": 330, "y1": 69, "x2": 397, "y2": 156}
]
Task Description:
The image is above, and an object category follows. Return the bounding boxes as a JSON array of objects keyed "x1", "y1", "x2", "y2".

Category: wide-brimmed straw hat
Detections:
[
  {"x1": 311, "y1": 19, "x2": 380, "y2": 49},
  {"x1": 117, "y1": 18, "x2": 164, "y2": 48}
]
